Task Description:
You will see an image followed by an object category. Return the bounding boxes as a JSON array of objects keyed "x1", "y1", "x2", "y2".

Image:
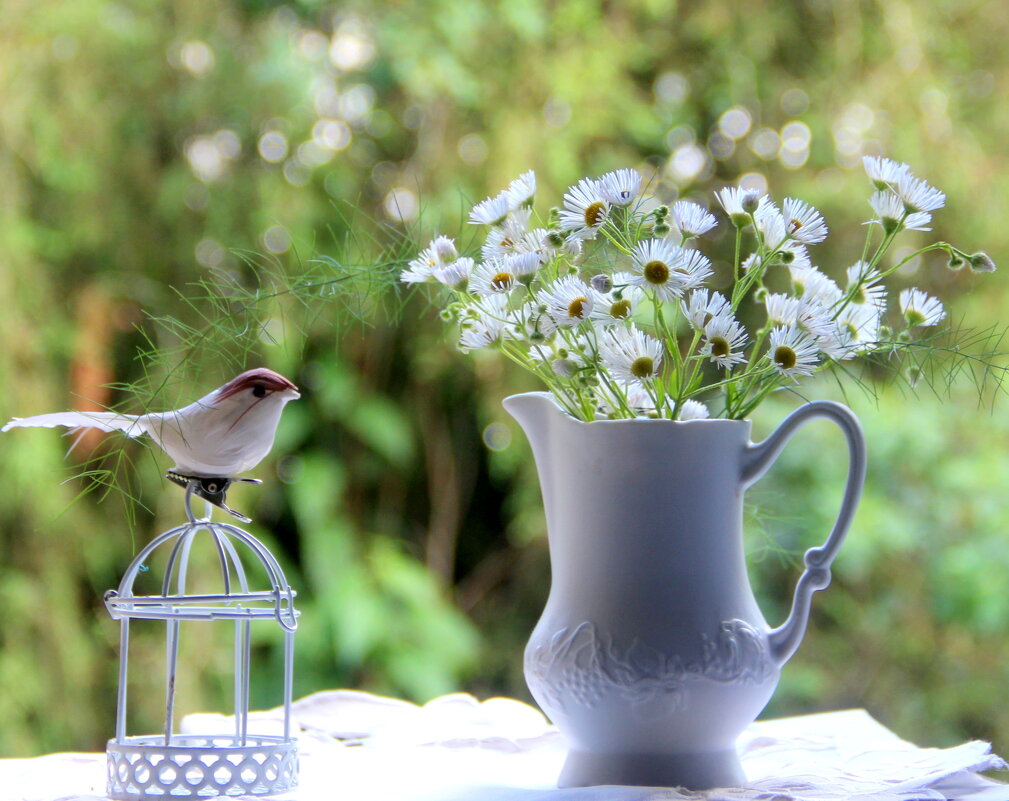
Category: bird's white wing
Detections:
[{"x1": 1, "y1": 411, "x2": 143, "y2": 436}]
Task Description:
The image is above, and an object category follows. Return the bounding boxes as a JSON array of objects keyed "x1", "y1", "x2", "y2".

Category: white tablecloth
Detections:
[{"x1": 4, "y1": 690, "x2": 1007, "y2": 801}]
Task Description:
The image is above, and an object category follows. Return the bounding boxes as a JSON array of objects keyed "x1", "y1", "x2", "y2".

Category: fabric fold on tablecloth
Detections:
[{"x1": 5, "y1": 690, "x2": 1007, "y2": 801}]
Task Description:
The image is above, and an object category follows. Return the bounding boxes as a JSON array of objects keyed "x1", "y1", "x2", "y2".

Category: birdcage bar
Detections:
[
  {"x1": 105, "y1": 478, "x2": 299, "y2": 799},
  {"x1": 164, "y1": 619, "x2": 180, "y2": 746}
]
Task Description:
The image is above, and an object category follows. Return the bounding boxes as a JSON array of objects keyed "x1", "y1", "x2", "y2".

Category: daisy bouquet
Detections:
[{"x1": 401, "y1": 158, "x2": 995, "y2": 421}]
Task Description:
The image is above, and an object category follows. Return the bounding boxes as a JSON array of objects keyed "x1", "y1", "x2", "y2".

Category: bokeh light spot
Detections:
[
  {"x1": 458, "y1": 134, "x2": 488, "y2": 166},
  {"x1": 180, "y1": 40, "x2": 215, "y2": 76},
  {"x1": 483, "y1": 423, "x2": 512, "y2": 451},
  {"x1": 194, "y1": 238, "x2": 224, "y2": 267},
  {"x1": 258, "y1": 131, "x2": 289, "y2": 163},
  {"x1": 263, "y1": 225, "x2": 291, "y2": 254},
  {"x1": 718, "y1": 107, "x2": 752, "y2": 140},
  {"x1": 654, "y1": 72, "x2": 689, "y2": 105},
  {"x1": 383, "y1": 187, "x2": 418, "y2": 222}
]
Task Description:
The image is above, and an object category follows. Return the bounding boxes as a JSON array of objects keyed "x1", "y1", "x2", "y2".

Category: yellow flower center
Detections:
[
  {"x1": 584, "y1": 201, "x2": 606, "y2": 228},
  {"x1": 630, "y1": 356, "x2": 654, "y2": 378},
  {"x1": 643, "y1": 260, "x2": 669, "y2": 285},
  {"x1": 610, "y1": 299, "x2": 632, "y2": 319},
  {"x1": 567, "y1": 296, "x2": 588, "y2": 319},
  {"x1": 710, "y1": 337, "x2": 730, "y2": 358},
  {"x1": 491, "y1": 272, "x2": 515, "y2": 291},
  {"x1": 774, "y1": 345, "x2": 797, "y2": 370}
]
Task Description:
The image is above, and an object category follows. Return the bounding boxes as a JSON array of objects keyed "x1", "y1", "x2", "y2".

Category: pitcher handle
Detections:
[{"x1": 740, "y1": 400, "x2": 866, "y2": 669}]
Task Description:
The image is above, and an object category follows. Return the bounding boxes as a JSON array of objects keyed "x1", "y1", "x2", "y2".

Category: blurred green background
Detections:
[{"x1": 2, "y1": 0, "x2": 1008, "y2": 760}]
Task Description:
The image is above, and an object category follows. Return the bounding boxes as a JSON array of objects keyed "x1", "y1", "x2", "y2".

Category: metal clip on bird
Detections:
[{"x1": 165, "y1": 471, "x2": 263, "y2": 523}]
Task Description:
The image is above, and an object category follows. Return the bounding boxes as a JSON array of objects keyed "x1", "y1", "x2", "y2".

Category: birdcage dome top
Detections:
[{"x1": 104, "y1": 489, "x2": 298, "y2": 631}]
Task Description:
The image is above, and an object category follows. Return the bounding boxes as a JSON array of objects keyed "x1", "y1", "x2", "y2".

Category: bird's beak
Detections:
[{"x1": 287, "y1": 388, "x2": 301, "y2": 400}]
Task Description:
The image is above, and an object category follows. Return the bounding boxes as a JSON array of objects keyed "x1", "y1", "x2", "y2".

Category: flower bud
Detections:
[
  {"x1": 741, "y1": 190, "x2": 760, "y2": 214},
  {"x1": 877, "y1": 325, "x2": 893, "y2": 341},
  {"x1": 653, "y1": 205, "x2": 669, "y2": 220},
  {"x1": 907, "y1": 365, "x2": 924, "y2": 388},
  {"x1": 754, "y1": 286, "x2": 768, "y2": 302},
  {"x1": 439, "y1": 308, "x2": 455, "y2": 322},
  {"x1": 897, "y1": 330, "x2": 912, "y2": 343},
  {"x1": 547, "y1": 207, "x2": 560, "y2": 227},
  {"x1": 546, "y1": 230, "x2": 565, "y2": 248},
  {"x1": 590, "y1": 274, "x2": 613, "y2": 293},
  {"x1": 779, "y1": 249, "x2": 795, "y2": 264},
  {"x1": 654, "y1": 222, "x2": 671, "y2": 237},
  {"x1": 432, "y1": 236, "x2": 458, "y2": 263},
  {"x1": 947, "y1": 253, "x2": 965, "y2": 271},
  {"x1": 529, "y1": 330, "x2": 546, "y2": 343},
  {"x1": 969, "y1": 251, "x2": 997, "y2": 273}
]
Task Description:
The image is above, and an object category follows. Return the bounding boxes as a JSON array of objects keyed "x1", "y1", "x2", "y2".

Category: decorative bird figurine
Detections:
[{"x1": 2, "y1": 368, "x2": 300, "y2": 521}]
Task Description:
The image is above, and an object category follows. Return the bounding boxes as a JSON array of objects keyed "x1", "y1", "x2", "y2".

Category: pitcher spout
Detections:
[{"x1": 503, "y1": 392, "x2": 568, "y2": 460}]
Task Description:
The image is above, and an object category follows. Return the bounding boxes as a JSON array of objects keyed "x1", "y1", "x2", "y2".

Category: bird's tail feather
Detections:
[{"x1": 1, "y1": 411, "x2": 143, "y2": 436}]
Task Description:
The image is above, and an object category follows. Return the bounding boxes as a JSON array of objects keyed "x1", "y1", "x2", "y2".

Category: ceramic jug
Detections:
[{"x1": 504, "y1": 392, "x2": 866, "y2": 790}]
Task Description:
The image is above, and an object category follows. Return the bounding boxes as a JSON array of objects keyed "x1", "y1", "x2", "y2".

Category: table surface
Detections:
[{"x1": 3, "y1": 691, "x2": 1007, "y2": 801}]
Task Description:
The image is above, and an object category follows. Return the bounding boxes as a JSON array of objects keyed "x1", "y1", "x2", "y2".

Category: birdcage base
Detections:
[{"x1": 106, "y1": 734, "x2": 297, "y2": 800}]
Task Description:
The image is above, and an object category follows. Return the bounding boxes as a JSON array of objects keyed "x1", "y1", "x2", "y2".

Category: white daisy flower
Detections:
[
  {"x1": 565, "y1": 236, "x2": 584, "y2": 259},
  {"x1": 505, "y1": 170, "x2": 537, "y2": 210},
  {"x1": 595, "y1": 380, "x2": 658, "y2": 418},
  {"x1": 469, "y1": 258, "x2": 518, "y2": 295},
  {"x1": 670, "y1": 248, "x2": 714, "y2": 292},
  {"x1": 516, "y1": 228, "x2": 556, "y2": 265},
  {"x1": 789, "y1": 266, "x2": 842, "y2": 306},
  {"x1": 716, "y1": 186, "x2": 762, "y2": 226},
  {"x1": 433, "y1": 257, "x2": 475, "y2": 288},
  {"x1": 507, "y1": 251, "x2": 542, "y2": 280},
  {"x1": 404, "y1": 234, "x2": 462, "y2": 283},
  {"x1": 701, "y1": 314, "x2": 748, "y2": 369},
  {"x1": 816, "y1": 321, "x2": 856, "y2": 361},
  {"x1": 682, "y1": 289, "x2": 731, "y2": 330},
  {"x1": 899, "y1": 288, "x2": 946, "y2": 327},
  {"x1": 591, "y1": 277, "x2": 643, "y2": 327},
  {"x1": 869, "y1": 191, "x2": 932, "y2": 232},
  {"x1": 538, "y1": 276, "x2": 595, "y2": 328},
  {"x1": 401, "y1": 254, "x2": 436, "y2": 284},
  {"x1": 754, "y1": 198, "x2": 787, "y2": 246},
  {"x1": 845, "y1": 261, "x2": 887, "y2": 313},
  {"x1": 836, "y1": 303, "x2": 881, "y2": 354},
  {"x1": 600, "y1": 324, "x2": 664, "y2": 383},
  {"x1": 764, "y1": 293, "x2": 800, "y2": 327},
  {"x1": 481, "y1": 210, "x2": 532, "y2": 259},
  {"x1": 782, "y1": 198, "x2": 828, "y2": 244},
  {"x1": 671, "y1": 200, "x2": 717, "y2": 238},
  {"x1": 767, "y1": 325, "x2": 820, "y2": 379},
  {"x1": 795, "y1": 297, "x2": 837, "y2": 342},
  {"x1": 677, "y1": 399, "x2": 710, "y2": 421},
  {"x1": 863, "y1": 156, "x2": 910, "y2": 189},
  {"x1": 599, "y1": 168, "x2": 642, "y2": 206},
  {"x1": 629, "y1": 239, "x2": 690, "y2": 300},
  {"x1": 469, "y1": 191, "x2": 512, "y2": 226},
  {"x1": 559, "y1": 177, "x2": 610, "y2": 240},
  {"x1": 459, "y1": 295, "x2": 510, "y2": 352},
  {"x1": 779, "y1": 242, "x2": 813, "y2": 270},
  {"x1": 896, "y1": 172, "x2": 945, "y2": 213}
]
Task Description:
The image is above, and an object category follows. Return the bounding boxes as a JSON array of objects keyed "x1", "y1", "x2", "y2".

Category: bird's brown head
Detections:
[{"x1": 215, "y1": 368, "x2": 300, "y2": 403}]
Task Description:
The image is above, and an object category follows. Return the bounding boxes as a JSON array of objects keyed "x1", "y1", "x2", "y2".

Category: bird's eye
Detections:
[{"x1": 252, "y1": 385, "x2": 267, "y2": 398}]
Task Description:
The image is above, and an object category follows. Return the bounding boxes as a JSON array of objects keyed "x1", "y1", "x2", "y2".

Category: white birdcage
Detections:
[{"x1": 104, "y1": 479, "x2": 299, "y2": 800}]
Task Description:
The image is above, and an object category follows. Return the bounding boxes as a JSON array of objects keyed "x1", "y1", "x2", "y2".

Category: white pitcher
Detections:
[{"x1": 504, "y1": 392, "x2": 866, "y2": 790}]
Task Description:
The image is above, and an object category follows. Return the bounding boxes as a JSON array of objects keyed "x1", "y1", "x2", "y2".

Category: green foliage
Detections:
[{"x1": 2, "y1": 0, "x2": 1009, "y2": 762}]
